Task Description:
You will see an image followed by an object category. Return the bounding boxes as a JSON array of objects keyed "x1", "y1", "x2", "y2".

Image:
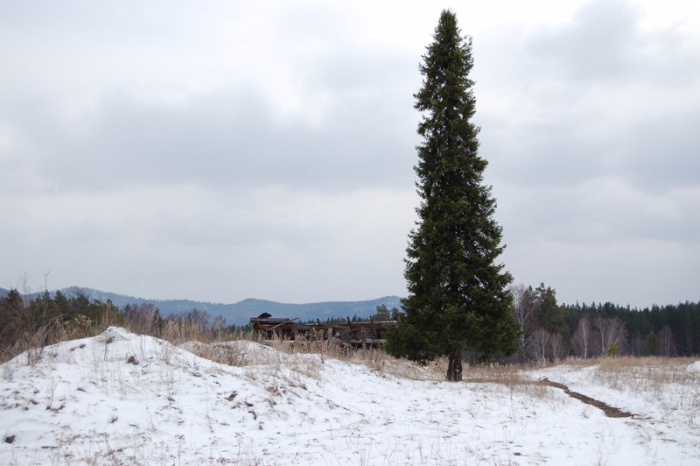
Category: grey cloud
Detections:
[
  {"x1": 525, "y1": 0, "x2": 700, "y2": 84},
  {"x1": 312, "y1": 51, "x2": 419, "y2": 94},
  {"x1": 480, "y1": 118, "x2": 608, "y2": 189},
  {"x1": 2, "y1": 0, "x2": 698, "y2": 307},
  {"x1": 623, "y1": 111, "x2": 700, "y2": 191},
  {"x1": 18, "y1": 85, "x2": 416, "y2": 194},
  {"x1": 482, "y1": 106, "x2": 700, "y2": 194},
  {"x1": 498, "y1": 174, "x2": 700, "y2": 250},
  {"x1": 474, "y1": 0, "x2": 700, "y2": 197},
  {"x1": 1, "y1": 0, "x2": 421, "y2": 197},
  {"x1": 527, "y1": 0, "x2": 638, "y2": 80},
  {"x1": 272, "y1": 4, "x2": 351, "y2": 47}
]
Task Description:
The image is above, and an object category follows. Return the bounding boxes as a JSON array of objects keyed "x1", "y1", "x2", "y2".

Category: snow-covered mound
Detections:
[
  {"x1": 686, "y1": 361, "x2": 700, "y2": 373},
  {"x1": 1, "y1": 328, "x2": 699, "y2": 465}
]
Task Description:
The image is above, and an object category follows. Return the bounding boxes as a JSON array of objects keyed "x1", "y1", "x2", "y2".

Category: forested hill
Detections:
[{"x1": 57, "y1": 288, "x2": 402, "y2": 326}]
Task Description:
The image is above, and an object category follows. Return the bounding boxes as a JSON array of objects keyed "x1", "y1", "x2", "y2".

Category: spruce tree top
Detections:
[{"x1": 415, "y1": 11, "x2": 484, "y2": 200}]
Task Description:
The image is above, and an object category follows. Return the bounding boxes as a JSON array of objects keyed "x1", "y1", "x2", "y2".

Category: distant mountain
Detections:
[
  {"x1": 0, "y1": 287, "x2": 8, "y2": 298},
  {"x1": 57, "y1": 287, "x2": 402, "y2": 326}
]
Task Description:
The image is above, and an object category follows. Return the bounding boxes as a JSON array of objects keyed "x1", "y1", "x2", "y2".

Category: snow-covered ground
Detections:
[{"x1": 1, "y1": 327, "x2": 698, "y2": 465}]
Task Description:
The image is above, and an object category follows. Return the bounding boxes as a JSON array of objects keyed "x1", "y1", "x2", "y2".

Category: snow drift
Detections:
[{"x1": 1, "y1": 328, "x2": 698, "y2": 465}]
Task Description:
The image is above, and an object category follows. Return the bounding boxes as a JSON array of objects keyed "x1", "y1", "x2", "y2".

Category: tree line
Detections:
[
  {"x1": 0, "y1": 288, "x2": 241, "y2": 363},
  {"x1": 510, "y1": 283, "x2": 700, "y2": 363},
  {"x1": 2, "y1": 283, "x2": 697, "y2": 367}
]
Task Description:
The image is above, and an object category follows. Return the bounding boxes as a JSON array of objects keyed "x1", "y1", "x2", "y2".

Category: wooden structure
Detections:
[{"x1": 250, "y1": 314, "x2": 397, "y2": 349}]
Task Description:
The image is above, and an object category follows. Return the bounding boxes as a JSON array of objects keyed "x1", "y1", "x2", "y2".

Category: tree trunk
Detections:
[{"x1": 447, "y1": 348, "x2": 463, "y2": 381}]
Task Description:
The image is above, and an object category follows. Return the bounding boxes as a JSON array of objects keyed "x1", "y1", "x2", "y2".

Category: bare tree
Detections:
[
  {"x1": 510, "y1": 284, "x2": 538, "y2": 362},
  {"x1": 659, "y1": 325, "x2": 677, "y2": 357},
  {"x1": 511, "y1": 284, "x2": 538, "y2": 330},
  {"x1": 124, "y1": 303, "x2": 161, "y2": 336},
  {"x1": 210, "y1": 315, "x2": 226, "y2": 340},
  {"x1": 548, "y1": 332, "x2": 566, "y2": 361},
  {"x1": 594, "y1": 316, "x2": 627, "y2": 356},
  {"x1": 528, "y1": 328, "x2": 550, "y2": 364},
  {"x1": 630, "y1": 332, "x2": 645, "y2": 356},
  {"x1": 573, "y1": 315, "x2": 592, "y2": 358}
]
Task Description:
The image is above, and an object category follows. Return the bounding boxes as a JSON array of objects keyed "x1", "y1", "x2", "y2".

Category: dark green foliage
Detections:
[
  {"x1": 386, "y1": 10, "x2": 519, "y2": 380},
  {"x1": 562, "y1": 300, "x2": 700, "y2": 357},
  {"x1": 644, "y1": 331, "x2": 660, "y2": 356},
  {"x1": 0, "y1": 289, "x2": 26, "y2": 346},
  {"x1": 605, "y1": 343, "x2": 619, "y2": 357},
  {"x1": 372, "y1": 305, "x2": 399, "y2": 321},
  {"x1": 534, "y1": 284, "x2": 569, "y2": 337},
  {"x1": 0, "y1": 289, "x2": 122, "y2": 359}
]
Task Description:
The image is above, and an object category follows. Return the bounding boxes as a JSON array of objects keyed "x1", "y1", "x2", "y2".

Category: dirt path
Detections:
[
  {"x1": 467, "y1": 376, "x2": 634, "y2": 419},
  {"x1": 539, "y1": 378, "x2": 633, "y2": 418}
]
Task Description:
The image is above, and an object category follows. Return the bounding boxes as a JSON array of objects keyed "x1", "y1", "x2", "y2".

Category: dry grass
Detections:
[
  {"x1": 460, "y1": 363, "x2": 556, "y2": 399},
  {"x1": 258, "y1": 332, "x2": 450, "y2": 380},
  {"x1": 179, "y1": 340, "x2": 253, "y2": 367},
  {"x1": 591, "y1": 356, "x2": 700, "y2": 407},
  {"x1": 6, "y1": 317, "x2": 699, "y2": 400},
  {"x1": 160, "y1": 328, "x2": 700, "y2": 397},
  {"x1": 0, "y1": 310, "x2": 128, "y2": 365}
]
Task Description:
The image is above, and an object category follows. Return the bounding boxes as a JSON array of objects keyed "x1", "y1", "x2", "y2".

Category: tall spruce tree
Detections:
[{"x1": 385, "y1": 10, "x2": 519, "y2": 381}]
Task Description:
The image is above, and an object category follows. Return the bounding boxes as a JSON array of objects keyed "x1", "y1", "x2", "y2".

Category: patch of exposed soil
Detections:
[{"x1": 539, "y1": 378, "x2": 633, "y2": 418}]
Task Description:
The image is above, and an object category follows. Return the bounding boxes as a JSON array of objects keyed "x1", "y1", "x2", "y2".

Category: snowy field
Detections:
[{"x1": 1, "y1": 327, "x2": 699, "y2": 465}]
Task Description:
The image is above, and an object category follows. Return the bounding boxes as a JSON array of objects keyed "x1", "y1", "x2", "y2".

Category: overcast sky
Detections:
[{"x1": 1, "y1": 0, "x2": 698, "y2": 307}]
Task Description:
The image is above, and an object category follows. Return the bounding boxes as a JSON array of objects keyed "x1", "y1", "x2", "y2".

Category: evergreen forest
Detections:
[{"x1": 509, "y1": 283, "x2": 700, "y2": 362}]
